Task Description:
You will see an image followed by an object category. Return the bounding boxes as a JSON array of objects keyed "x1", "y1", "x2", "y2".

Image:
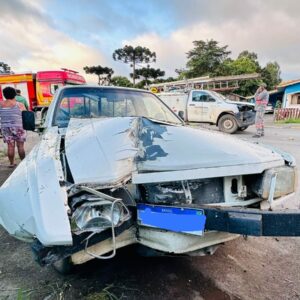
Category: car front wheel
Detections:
[{"x1": 218, "y1": 114, "x2": 238, "y2": 134}]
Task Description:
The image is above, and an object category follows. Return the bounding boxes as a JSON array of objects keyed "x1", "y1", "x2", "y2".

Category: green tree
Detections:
[
  {"x1": 0, "y1": 62, "x2": 12, "y2": 74},
  {"x1": 175, "y1": 68, "x2": 187, "y2": 80},
  {"x1": 135, "y1": 79, "x2": 149, "y2": 89},
  {"x1": 83, "y1": 65, "x2": 114, "y2": 85},
  {"x1": 135, "y1": 65, "x2": 165, "y2": 80},
  {"x1": 182, "y1": 42, "x2": 282, "y2": 96},
  {"x1": 209, "y1": 50, "x2": 281, "y2": 95},
  {"x1": 261, "y1": 62, "x2": 281, "y2": 90},
  {"x1": 152, "y1": 76, "x2": 176, "y2": 84},
  {"x1": 112, "y1": 45, "x2": 156, "y2": 85},
  {"x1": 236, "y1": 78, "x2": 261, "y2": 97},
  {"x1": 230, "y1": 57, "x2": 258, "y2": 75},
  {"x1": 237, "y1": 50, "x2": 261, "y2": 71},
  {"x1": 223, "y1": 56, "x2": 260, "y2": 96},
  {"x1": 131, "y1": 67, "x2": 165, "y2": 89},
  {"x1": 238, "y1": 50, "x2": 258, "y2": 62},
  {"x1": 110, "y1": 76, "x2": 133, "y2": 87},
  {"x1": 185, "y1": 40, "x2": 231, "y2": 78}
]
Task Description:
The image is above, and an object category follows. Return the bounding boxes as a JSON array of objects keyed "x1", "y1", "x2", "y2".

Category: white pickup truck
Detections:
[{"x1": 158, "y1": 90, "x2": 256, "y2": 134}]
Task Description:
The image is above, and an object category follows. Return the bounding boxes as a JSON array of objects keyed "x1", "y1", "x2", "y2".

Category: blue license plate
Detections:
[{"x1": 137, "y1": 204, "x2": 206, "y2": 236}]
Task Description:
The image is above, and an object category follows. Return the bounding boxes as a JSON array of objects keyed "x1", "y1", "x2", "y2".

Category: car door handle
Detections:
[{"x1": 189, "y1": 104, "x2": 195, "y2": 106}]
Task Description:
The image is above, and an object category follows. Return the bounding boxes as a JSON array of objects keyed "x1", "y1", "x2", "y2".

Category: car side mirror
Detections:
[
  {"x1": 34, "y1": 107, "x2": 49, "y2": 130},
  {"x1": 22, "y1": 111, "x2": 35, "y2": 131},
  {"x1": 178, "y1": 110, "x2": 184, "y2": 120},
  {"x1": 208, "y1": 97, "x2": 215, "y2": 102}
]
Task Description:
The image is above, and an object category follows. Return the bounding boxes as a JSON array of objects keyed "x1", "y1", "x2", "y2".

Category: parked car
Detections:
[
  {"x1": 0, "y1": 86, "x2": 299, "y2": 274},
  {"x1": 265, "y1": 103, "x2": 274, "y2": 114},
  {"x1": 158, "y1": 90, "x2": 255, "y2": 134}
]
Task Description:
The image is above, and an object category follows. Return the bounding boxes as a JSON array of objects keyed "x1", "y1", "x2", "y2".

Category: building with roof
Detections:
[{"x1": 277, "y1": 80, "x2": 300, "y2": 108}]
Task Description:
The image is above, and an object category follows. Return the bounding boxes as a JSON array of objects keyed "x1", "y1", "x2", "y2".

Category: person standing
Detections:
[
  {"x1": 0, "y1": 87, "x2": 26, "y2": 167},
  {"x1": 253, "y1": 83, "x2": 269, "y2": 138},
  {"x1": 15, "y1": 89, "x2": 29, "y2": 110}
]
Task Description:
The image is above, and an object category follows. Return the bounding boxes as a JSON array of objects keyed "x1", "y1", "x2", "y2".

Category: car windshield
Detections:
[
  {"x1": 210, "y1": 91, "x2": 226, "y2": 101},
  {"x1": 53, "y1": 87, "x2": 182, "y2": 127}
]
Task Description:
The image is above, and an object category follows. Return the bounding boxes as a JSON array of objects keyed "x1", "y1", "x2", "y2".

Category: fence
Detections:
[{"x1": 274, "y1": 108, "x2": 300, "y2": 121}]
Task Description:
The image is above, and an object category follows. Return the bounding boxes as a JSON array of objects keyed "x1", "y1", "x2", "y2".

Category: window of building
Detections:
[{"x1": 290, "y1": 94, "x2": 300, "y2": 105}]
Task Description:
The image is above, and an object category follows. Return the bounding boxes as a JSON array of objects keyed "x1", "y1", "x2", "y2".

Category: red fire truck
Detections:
[{"x1": 0, "y1": 69, "x2": 86, "y2": 111}]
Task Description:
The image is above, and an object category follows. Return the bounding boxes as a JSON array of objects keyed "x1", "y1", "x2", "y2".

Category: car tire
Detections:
[
  {"x1": 52, "y1": 257, "x2": 74, "y2": 275},
  {"x1": 218, "y1": 114, "x2": 238, "y2": 134},
  {"x1": 239, "y1": 126, "x2": 248, "y2": 131}
]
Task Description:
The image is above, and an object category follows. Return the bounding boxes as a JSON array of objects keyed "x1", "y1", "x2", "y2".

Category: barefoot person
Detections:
[{"x1": 0, "y1": 87, "x2": 26, "y2": 167}]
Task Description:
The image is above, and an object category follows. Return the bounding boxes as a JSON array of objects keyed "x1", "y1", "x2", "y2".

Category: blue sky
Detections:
[{"x1": 1, "y1": 0, "x2": 300, "y2": 83}]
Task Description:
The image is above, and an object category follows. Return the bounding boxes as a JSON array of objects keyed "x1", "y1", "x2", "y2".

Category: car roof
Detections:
[{"x1": 59, "y1": 85, "x2": 152, "y2": 94}]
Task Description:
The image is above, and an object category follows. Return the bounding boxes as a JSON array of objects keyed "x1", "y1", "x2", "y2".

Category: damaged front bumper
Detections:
[
  {"x1": 31, "y1": 218, "x2": 239, "y2": 266},
  {"x1": 235, "y1": 110, "x2": 256, "y2": 127},
  {"x1": 31, "y1": 202, "x2": 300, "y2": 267}
]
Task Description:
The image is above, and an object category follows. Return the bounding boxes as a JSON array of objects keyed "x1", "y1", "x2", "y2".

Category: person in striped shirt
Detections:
[{"x1": 0, "y1": 87, "x2": 26, "y2": 167}]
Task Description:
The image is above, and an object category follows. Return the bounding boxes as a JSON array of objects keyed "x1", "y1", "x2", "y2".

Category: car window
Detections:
[
  {"x1": 103, "y1": 97, "x2": 136, "y2": 117},
  {"x1": 192, "y1": 91, "x2": 207, "y2": 102},
  {"x1": 53, "y1": 88, "x2": 182, "y2": 127},
  {"x1": 192, "y1": 91, "x2": 215, "y2": 102}
]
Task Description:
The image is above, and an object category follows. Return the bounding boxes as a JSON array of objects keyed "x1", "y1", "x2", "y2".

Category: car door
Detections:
[
  {"x1": 187, "y1": 91, "x2": 206, "y2": 122},
  {"x1": 201, "y1": 93, "x2": 217, "y2": 122},
  {"x1": 187, "y1": 91, "x2": 216, "y2": 122}
]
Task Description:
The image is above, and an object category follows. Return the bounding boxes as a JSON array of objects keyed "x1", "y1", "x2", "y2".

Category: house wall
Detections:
[{"x1": 282, "y1": 83, "x2": 300, "y2": 108}]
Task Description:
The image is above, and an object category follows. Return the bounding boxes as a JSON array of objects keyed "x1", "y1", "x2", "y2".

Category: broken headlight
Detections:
[
  {"x1": 251, "y1": 166, "x2": 297, "y2": 199},
  {"x1": 71, "y1": 198, "x2": 131, "y2": 234}
]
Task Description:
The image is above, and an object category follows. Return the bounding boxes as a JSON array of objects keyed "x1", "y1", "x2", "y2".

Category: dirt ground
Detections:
[{"x1": 0, "y1": 116, "x2": 299, "y2": 300}]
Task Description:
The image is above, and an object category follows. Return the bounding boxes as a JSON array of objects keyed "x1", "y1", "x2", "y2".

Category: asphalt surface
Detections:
[{"x1": 0, "y1": 115, "x2": 299, "y2": 300}]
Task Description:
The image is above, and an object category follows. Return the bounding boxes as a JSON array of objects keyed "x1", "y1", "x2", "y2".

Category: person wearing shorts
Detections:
[{"x1": 0, "y1": 87, "x2": 26, "y2": 167}]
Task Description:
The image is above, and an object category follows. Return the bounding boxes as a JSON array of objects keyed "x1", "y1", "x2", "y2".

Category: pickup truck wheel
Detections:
[
  {"x1": 239, "y1": 126, "x2": 248, "y2": 131},
  {"x1": 218, "y1": 114, "x2": 238, "y2": 134}
]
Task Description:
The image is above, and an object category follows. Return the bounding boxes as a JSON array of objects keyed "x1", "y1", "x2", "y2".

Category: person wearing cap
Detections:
[
  {"x1": 253, "y1": 83, "x2": 269, "y2": 138},
  {"x1": 15, "y1": 89, "x2": 29, "y2": 110}
]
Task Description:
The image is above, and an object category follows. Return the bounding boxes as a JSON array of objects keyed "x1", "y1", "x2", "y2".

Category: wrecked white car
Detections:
[{"x1": 0, "y1": 86, "x2": 299, "y2": 272}]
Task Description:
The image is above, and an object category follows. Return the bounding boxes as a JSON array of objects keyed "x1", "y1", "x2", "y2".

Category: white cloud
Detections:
[
  {"x1": 0, "y1": 1, "x2": 106, "y2": 84},
  {"x1": 124, "y1": 8, "x2": 300, "y2": 80},
  {"x1": 1, "y1": 0, "x2": 300, "y2": 82}
]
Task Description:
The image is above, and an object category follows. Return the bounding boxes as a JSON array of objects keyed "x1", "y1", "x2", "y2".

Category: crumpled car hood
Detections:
[
  {"x1": 65, "y1": 117, "x2": 284, "y2": 185},
  {"x1": 226, "y1": 100, "x2": 255, "y2": 107}
]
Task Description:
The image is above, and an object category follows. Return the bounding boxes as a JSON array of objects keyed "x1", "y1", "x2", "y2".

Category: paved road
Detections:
[{"x1": 0, "y1": 117, "x2": 299, "y2": 300}]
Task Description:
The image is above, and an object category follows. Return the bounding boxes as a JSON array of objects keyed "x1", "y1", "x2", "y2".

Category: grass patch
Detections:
[
  {"x1": 85, "y1": 284, "x2": 139, "y2": 300},
  {"x1": 3, "y1": 281, "x2": 73, "y2": 300},
  {"x1": 275, "y1": 118, "x2": 300, "y2": 124},
  {"x1": 86, "y1": 285, "x2": 118, "y2": 300}
]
